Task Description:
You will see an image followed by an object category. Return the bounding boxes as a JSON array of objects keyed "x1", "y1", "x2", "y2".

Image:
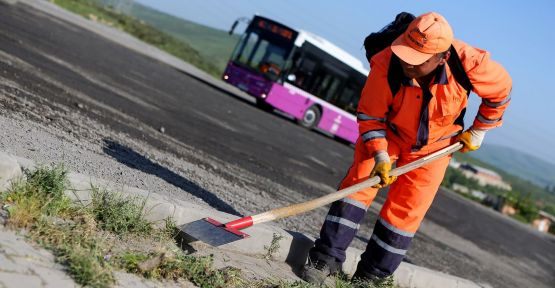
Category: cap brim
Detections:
[{"x1": 391, "y1": 35, "x2": 434, "y2": 65}]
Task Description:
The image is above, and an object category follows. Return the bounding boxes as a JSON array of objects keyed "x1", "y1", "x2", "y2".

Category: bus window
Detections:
[
  {"x1": 335, "y1": 84, "x2": 359, "y2": 114},
  {"x1": 250, "y1": 40, "x2": 268, "y2": 67},
  {"x1": 237, "y1": 32, "x2": 259, "y2": 66},
  {"x1": 323, "y1": 76, "x2": 342, "y2": 102},
  {"x1": 250, "y1": 41, "x2": 288, "y2": 80},
  {"x1": 230, "y1": 33, "x2": 247, "y2": 61},
  {"x1": 310, "y1": 65, "x2": 346, "y2": 103},
  {"x1": 291, "y1": 56, "x2": 317, "y2": 90},
  {"x1": 231, "y1": 26, "x2": 293, "y2": 81}
]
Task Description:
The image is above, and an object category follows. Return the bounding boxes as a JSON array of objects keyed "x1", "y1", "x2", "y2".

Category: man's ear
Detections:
[{"x1": 439, "y1": 51, "x2": 451, "y2": 65}]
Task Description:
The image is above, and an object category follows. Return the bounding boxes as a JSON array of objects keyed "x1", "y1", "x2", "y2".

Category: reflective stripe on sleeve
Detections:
[
  {"x1": 325, "y1": 215, "x2": 360, "y2": 230},
  {"x1": 371, "y1": 234, "x2": 408, "y2": 255},
  {"x1": 357, "y1": 112, "x2": 386, "y2": 122},
  {"x1": 483, "y1": 96, "x2": 511, "y2": 108},
  {"x1": 477, "y1": 113, "x2": 501, "y2": 125},
  {"x1": 361, "y1": 130, "x2": 386, "y2": 142}
]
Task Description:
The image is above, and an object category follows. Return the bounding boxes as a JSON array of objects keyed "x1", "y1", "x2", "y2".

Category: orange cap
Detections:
[{"x1": 391, "y1": 12, "x2": 453, "y2": 65}]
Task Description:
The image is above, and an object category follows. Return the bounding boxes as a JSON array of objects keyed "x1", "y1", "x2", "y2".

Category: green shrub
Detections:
[{"x1": 90, "y1": 187, "x2": 152, "y2": 235}]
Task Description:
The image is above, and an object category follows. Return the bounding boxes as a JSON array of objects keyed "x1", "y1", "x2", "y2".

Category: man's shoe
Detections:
[{"x1": 301, "y1": 257, "x2": 341, "y2": 285}]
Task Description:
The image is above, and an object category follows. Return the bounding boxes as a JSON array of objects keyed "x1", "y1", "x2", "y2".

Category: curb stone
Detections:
[
  {"x1": 0, "y1": 152, "x2": 22, "y2": 192},
  {"x1": 0, "y1": 151, "x2": 484, "y2": 288}
]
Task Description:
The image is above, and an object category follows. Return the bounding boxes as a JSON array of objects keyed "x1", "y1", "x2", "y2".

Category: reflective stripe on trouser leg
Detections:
[
  {"x1": 358, "y1": 153, "x2": 451, "y2": 277},
  {"x1": 313, "y1": 141, "x2": 376, "y2": 262},
  {"x1": 313, "y1": 198, "x2": 369, "y2": 262},
  {"x1": 358, "y1": 217, "x2": 414, "y2": 278},
  {"x1": 312, "y1": 139, "x2": 400, "y2": 263}
]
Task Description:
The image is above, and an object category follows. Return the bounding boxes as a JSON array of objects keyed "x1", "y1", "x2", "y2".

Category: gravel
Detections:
[{"x1": 0, "y1": 85, "x2": 328, "y2": 237}]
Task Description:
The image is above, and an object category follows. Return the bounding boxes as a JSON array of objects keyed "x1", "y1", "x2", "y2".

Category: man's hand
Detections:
[
  {"x1": 370, "y1": 151, "x2": 397, "y2": 188},
  {"x1": 458, "y1": 128, "x2": 487, "y2": 153}
]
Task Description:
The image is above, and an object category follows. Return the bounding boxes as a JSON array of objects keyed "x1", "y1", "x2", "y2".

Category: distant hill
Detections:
[
  {"x1": 455, "y1": 144, "x2": 555, "y2": 189},
  {"x1": 128, "y1": 2, "x2": 240, "y2": 74}
]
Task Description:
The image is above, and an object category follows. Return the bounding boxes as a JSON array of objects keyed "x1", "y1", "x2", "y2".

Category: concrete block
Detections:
[
  {"x1": 394, "y1": 262, "x2": 417, "y2": 287},
  {"x1": 343, "y1": 247, "x2": 362, "y2": 275},
  {"x1": 0, "y1": 272, "x2": 42, "y2": 287},
  {"x1": 0, "y1": 152, "x2": 22, "y2": 191},
  {"x1": 399, "y1": 262, "x2": 481, "y2": 288},
  {"x1": 66, "y1": 173, "x2": 299, "y2": 260},
  {"x1": 0, "y1": 254, "x2": 32, "y2": 274},
  {"x1": 30, "y1": 266, "x2": 75, "y2": 288}
]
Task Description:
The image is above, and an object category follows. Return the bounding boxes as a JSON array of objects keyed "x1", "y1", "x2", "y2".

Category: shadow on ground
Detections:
[{"x1": 102, "y1": 139, "x2": 240, "y2": 216}]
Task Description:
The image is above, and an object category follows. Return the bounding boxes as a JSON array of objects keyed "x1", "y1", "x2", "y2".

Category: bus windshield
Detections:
[{"x1": 230, "y1": 17, "x2": 297, "y2": 81}]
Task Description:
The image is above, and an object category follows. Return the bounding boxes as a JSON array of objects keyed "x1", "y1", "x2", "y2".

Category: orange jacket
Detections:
[{"x1": 357, "y1": 40, "x2": 512, "y2": 155}]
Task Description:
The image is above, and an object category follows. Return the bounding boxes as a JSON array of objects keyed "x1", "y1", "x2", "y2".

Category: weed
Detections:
[
  {"x1": 115, "y1": 251, "x2": 245, "y2": 287},
  {"x1": 263, "y1": 232, "x2": 284, "y2": 262},
  {"x1": 89, "y1": 187, "x2": 152, "y2": 235},
  {"x1": 2, "y1": 165, "x2": 71, "y2": 227},
  {"x1": 116, "y1": 251, "x2": 150, "y2": 273},
  {"x1": 350, "y1": 275, "x2": 397, "y2": 288},
  {"x1": 29, "y1": 214, "x2": 114, "y2": 287},
  {"x1": 64, "y1": 247, "x2": 115, "y2": 287},
  {"x1": 163, "y1": 216, "x2": 178, "y2": 238}
]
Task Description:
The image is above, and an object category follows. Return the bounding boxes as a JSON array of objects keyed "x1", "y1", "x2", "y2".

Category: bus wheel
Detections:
[{"x1": 298, "y1": 105, "x2": 321, "y2": 129}]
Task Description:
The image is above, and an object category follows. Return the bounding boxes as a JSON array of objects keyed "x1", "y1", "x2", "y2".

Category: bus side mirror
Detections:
[{"x1": 229, "y1": 20, "x2": 239, "y2": 35}]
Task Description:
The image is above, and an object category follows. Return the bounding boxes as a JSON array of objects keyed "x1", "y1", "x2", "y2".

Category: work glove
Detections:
[
  {"x1": 458, "y1": 128, "x2": 487, "y2": 153},
  {"x1": 370, "y1": 150, "x2": 397, "y2": 188}
]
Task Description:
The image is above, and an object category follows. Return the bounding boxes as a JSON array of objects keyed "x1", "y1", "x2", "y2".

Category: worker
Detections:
[{"x1": 301, "y1": 11, "x2": 512, "y2": 286}]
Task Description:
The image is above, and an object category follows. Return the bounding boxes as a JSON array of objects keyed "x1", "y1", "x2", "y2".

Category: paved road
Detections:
[{"x1": 0, "y1": 2, "x2": 553, "y2": 287}]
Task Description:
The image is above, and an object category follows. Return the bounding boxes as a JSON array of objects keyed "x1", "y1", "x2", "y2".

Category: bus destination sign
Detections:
[{"x1": 255, "y1": 19, "x2": 294, "y2": 40}]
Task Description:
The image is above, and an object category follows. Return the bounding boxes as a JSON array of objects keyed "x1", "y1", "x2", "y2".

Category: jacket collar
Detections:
[
  {"x1": 433, "y1": 64, "x2": 448, "y2": 84},
  {"x1": 401, "y1": 64, "x2": 449, "y2": 87}
]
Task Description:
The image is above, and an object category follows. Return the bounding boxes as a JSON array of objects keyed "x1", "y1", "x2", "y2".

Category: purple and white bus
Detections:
[{"x1": 223, "y1": 15, "x2": 368, "y2": 144}]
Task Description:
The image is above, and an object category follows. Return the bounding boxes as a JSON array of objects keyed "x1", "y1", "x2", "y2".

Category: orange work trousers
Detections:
[{"x1": 311, "y1": 136, "x2": 453, "y2": 277}]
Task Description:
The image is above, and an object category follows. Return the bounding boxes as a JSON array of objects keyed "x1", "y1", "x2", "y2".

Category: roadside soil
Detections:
[{"x1": 0, "y1": 82, "x2": 306, "y2": 284}]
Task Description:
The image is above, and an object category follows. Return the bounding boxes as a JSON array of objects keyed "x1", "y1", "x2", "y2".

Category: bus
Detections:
[{"x1": 223, "y1": 15, "x2": 368, "y2": 144}]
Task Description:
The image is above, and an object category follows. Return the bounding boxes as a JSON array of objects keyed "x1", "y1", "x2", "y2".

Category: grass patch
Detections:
[
  {"x1": 0, "y1": 166, "x2": 299, "y2": 287},
  {"x1": 3, "y1": 165, "x2": 71, "y2": 228},
  {"x1": 0, "y1": 165, "x2": 399, "y2": 288},
  {"x1": 90, "y1": 187, "x2": 151, "y2": 235},
  {"x1": 51, "y1": 0, "x2": 222, "y2": 77},
  {"x1": 116, "y1": 251, "x2": 245, "y2": 287},
  {"x1": 2, "y1": 165, "x2": 114, "y2": 287}
]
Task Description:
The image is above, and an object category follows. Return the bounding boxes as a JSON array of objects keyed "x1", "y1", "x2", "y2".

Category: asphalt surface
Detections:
[{"x1": 1, "y1": 2, "x2": 554, "y2": 288}]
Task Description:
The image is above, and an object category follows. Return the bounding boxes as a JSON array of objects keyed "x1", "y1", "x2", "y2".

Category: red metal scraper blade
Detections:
[{"x1": 179, "y1": 218, "x2": 250, "y2": 247}]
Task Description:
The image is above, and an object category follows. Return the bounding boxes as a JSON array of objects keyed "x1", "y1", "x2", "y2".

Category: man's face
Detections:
[{"x1": 399, "y1": 52, "x2": 449, "y2": 79}]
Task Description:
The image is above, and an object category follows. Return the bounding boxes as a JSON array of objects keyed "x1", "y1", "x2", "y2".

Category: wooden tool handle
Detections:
[{"x1": 250, "y1": 143, "x2": 462, "y2": 225}]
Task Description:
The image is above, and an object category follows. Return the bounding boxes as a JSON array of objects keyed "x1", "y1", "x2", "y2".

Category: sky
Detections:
[{"x1": 137, "y1": 0, "x2": 555, "y2": 164}]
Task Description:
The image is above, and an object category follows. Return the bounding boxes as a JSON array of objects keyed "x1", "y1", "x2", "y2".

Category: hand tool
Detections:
[{"x1": 181, "y1": 142, "x2": 463, "y2": 246}]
